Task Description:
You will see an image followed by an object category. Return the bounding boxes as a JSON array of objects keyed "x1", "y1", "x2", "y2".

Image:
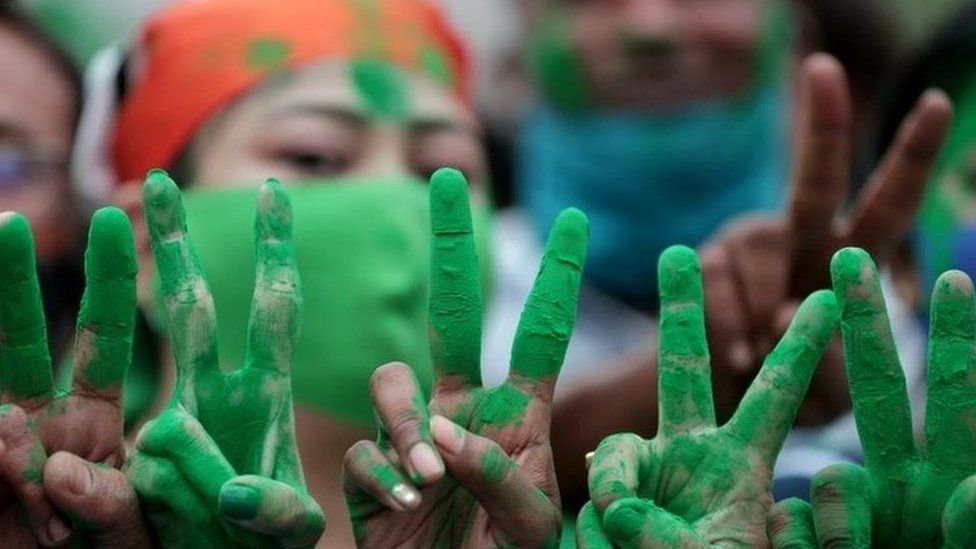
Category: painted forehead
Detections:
[{"x1": 253, "y1": 59, "x2": 472, "y2": 126}]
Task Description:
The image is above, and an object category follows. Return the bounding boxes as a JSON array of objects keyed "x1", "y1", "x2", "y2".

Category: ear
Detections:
[{"x1": 111, "y1": 181, "x2": 154, "y2": 308}]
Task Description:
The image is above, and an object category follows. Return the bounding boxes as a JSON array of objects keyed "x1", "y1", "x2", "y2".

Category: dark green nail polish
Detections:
[{"x1": 220, "y1": 485, "x2": 261, "y2": 520}]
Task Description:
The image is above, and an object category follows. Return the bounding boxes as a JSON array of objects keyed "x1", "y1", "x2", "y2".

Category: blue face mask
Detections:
[{"x1": 516, "y1": 83, "x2": 789, "y2": 309}]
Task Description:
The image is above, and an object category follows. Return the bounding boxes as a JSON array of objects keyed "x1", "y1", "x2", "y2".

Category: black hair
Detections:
[
  {"x1": 878, "y1": 1, "x2": 976, "y2": 157},
  {"x1": 0, "y1": 1, "x2": 83, "y2": 135}
]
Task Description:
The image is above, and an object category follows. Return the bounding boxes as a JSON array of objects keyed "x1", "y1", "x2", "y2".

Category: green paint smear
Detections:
[
  {"x1": 480, "y1": 446, "x2": 510, "y2": 484},
  {"x1": 246, "y1": 37, "x2": 292, "y2": 71},
  {"x1": 73, "y1": 207, "x2": 137, "y2": 390},
  {"x1": 476, "y1": 383, "x2": 529, "y2": 426},
  {"x1": 351, "y1": 58, "x2": 409, "y2": 120},
  {"x1": 525, "y1": 7, "x2": 592, "y2": 110}
]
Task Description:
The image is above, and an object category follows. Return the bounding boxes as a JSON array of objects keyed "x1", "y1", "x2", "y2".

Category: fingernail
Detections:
[
  {"x1": 729, "y1": 341, "x2": 753, "y2": 372},
  {"x1": 66, "y1": 459, "x2": 94, "y2": 497},
  {"x1": 430, "y1": 415, "x2": 465, "y2": 454},
  {"x1": 408, "y1": 443, "x2": 444, "y2": 483},
  {"x1": 391, "y1": 483, "x2": 421, "y2": 510},
  {"x1": 585, "y1": 451, "x2": 594, "y2": 469},
  {"x1": 46, "y1": 515, "x2": 71, "y2": 544},
  {"x1": 220, "y1": 484, "x2": 261, "y2": 520}
]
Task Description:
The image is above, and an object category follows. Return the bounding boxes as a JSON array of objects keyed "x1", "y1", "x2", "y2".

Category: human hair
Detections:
[{"x1": 0, "y1": 1, "x2": 83, "y2": 136}]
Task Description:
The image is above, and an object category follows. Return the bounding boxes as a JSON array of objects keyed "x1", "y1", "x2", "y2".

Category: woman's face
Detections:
[
  {"x1": 527, "y1": 0, "x2": 764, "y2": 110},
  {"x1": 189, "y1": 60, "x2": 487, "y2": 189}
]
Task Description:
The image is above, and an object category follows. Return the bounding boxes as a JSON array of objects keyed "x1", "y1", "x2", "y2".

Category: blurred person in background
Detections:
[
  {"x1": 879, "y1": 0, "x2": 976, "y2": 388},
  {"x1": 75, "y1": 0, "x2": 489, "y2": 544},
  {"x1": 487, "y1": 0, "x2": 952, "y2": 517},
  {"x1": 0, "y1": 1, "x2": 82, "y2": 364}
]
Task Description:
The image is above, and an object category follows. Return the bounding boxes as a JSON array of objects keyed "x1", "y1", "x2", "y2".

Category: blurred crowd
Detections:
[{"x1": 0, "y1": 0, "x2": 975, "y2": 547}]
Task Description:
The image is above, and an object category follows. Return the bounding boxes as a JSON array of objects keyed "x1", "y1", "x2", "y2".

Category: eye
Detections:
[{"x1": 274, "y1": 147, "x2": 351, "y2": 177}]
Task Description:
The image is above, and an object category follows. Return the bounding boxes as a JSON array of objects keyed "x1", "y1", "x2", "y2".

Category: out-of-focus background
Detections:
[{"x1": 22, "y1": 0, "x2": 967, "y2": 108}]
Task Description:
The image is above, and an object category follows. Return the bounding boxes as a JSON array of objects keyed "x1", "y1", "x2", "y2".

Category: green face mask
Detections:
[{"x1": 149, "y1": 179, "x2": 492, "y2": 426}]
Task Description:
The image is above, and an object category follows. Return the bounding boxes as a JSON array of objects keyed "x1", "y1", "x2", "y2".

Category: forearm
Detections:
[{"x1": 551, "y1": 353, "x2": 658, "y2": 510}]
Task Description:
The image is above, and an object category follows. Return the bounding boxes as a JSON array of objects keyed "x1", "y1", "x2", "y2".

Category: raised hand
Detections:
[
  {"x1": 124, "y1": 170, "x2": 324, "y2": 547},
  {"x1": 767, "y1": 247, "x2": 976, "y2": 548},
  {"x1": 584, "y1": 246, "x2": 839, "y2": 547},
  {"x1": 342, "y1": 168, "x2": 588, "y2": 547},
  {"x1": 0, "y1": 208, "x2": 150, "y2": 547},
  {"x1": 699, "y1": 53, "x2": 953, "y2": 421}
]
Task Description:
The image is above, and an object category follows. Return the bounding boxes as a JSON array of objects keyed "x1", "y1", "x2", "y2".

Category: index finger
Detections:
[
  {"x1": 143, "y1": 169, "x2": 219, "y2": 413},
  {"x1": 71, "y1": 207, "x2": 137, "y2": 403},
  {"x1": 509, "y1": 208, "x2": 588, "y2": 388},
  {"x1": 830, "y1": 247, "x2": 915, "y2": 474},
  {"x1": 788, "y1": 54, "x2": 851, "y2": 295},
  {"x1": 727, "y1": 290, "x2": 839, "y2": 461},
  {"x1": 428, "y1": 168, "x2": 483, "y2": 387},
  {"x1": 657, "y1": 245, "x2": 715, "y2": 435},
  {"x1": 844, "y1": 89, "x2": 952, "y2": 259},
  {"x1": 0, "y1": 212, "x2": 52, "y2": 404},
  {"x1": 244, "y1": 180, "x2": 301, "y2": 374}
]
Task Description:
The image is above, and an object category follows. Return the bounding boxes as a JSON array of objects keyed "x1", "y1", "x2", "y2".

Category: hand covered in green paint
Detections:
[
  {"x1": 580, "y1": 246, "x2": 840, "y2": 548},
  {"x1": 766, "y1": 248, "x2": 976, "y2": 548},
  {"x1": 698, "y1": 54, "x2": 951, "y2": 423},
  {"x1": 342, "y1": 168, "x2": 588, "y2": 547},
  {"x1": 124, "y1": 171, "x2": 324, "y2": 548},
  {"x1": 0, "y1": 208, "x2": 150, "y2": 547}
]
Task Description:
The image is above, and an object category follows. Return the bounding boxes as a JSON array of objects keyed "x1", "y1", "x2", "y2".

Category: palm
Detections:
[
  {"x1": 587, "y1": 246, "x2": 839, "y2": 548},
  {"x1": 0, "y1": 208, "x2": 137, "y2": 545},
  {"x1": 823, "y1": 248, "x2": 976, "y2": 547},
  {"x1": 346, "y1": 169, "x2": 588, "y2": 548},
  {"x1": 647, "y1": 431, "x2": 772, "y2": 542},
  {"x1": 126, "y1": 172, "x2": 321, "y2": 548}
]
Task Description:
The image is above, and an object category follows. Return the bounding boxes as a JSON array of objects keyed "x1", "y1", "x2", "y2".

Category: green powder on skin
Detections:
[
  {"x1": 656, "y1": 245, "x2": 714, "y2": 434},
  {"x1": 476, "y1": 384, "x2": 529, "y2": 426},
  {"x1": 0, "y1": 213, "x2": 54, "y2": 401},
  {"x1": 480, "y1": 446, "x2": 510, "y2": 484},
  {"x1": 510, "y1": 208, "x2": 587, "y2": 380},
  {"x1": 73, "y1": 207, "x2": 137, "y2": 390},
  {"x1": 526, "y1": 7, "x2": 592, "y2": 110},
  {"x1": 351, "y1": 58, "x2": 409, "y2": 120},
  {"x1": 428, "y1": 168, "x2": 483, "y2": 385}
]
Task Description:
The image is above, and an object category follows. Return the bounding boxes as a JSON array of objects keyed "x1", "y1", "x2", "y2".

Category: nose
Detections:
[{"x1": 620, "y1": 0, "x2": 684, "y2": 55}]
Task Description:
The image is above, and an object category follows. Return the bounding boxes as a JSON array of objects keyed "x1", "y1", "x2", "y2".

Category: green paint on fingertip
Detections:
[
  {"x1": 549, "y1": 208, "x2": 589, "y2": 265},
  {"x1": 351, "y1": 58, "x2": 409, "y2": 120},
  {"x1": 430, "y1": 168, "x2": 472, "y2": 234}
]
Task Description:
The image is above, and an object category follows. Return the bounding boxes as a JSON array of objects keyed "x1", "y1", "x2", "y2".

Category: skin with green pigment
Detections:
[
  {"x1": 768, "y1": 247, "x2": 976, "y2": 548},
  {"x1": 124, "y1": 170, "x2": 324, "y2": 548},
  {"x1": 351, "y1": 58, "x2": 409, "y2": 119},
  {"x1": 584, "y1": 245, "x2": 840, "y2": 548},
  {"x1": 525, "y1": 6, "x2": 592, "y2": 110},
  {"x1": 0, "y1": 208, "x2": 138, "y2": 544},
  {"x1": 344, "y1": 167, "x2": 589, "y2": 547}
]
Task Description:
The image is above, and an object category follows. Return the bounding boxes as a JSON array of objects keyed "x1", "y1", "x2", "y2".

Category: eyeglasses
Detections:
[{"x1": 0, "y1": 147, "x2": 66, "y2": 190}]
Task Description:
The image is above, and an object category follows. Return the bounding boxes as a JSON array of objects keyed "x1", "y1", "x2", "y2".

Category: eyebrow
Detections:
[
  {"x1": 265, "y1": 103, "x2": 474, "y2": 135},
  {"x1": 265, "y1": 104, "x2": 370, "y2": 129}
]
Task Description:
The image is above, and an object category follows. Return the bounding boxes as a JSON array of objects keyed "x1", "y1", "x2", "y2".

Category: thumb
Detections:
[
  {"x1": 430, "y1": 415, "x2": 560, "y2": 547},
  {"x1": 943, "y1": 474, "x2": 976, "y2": 548},
  {"x1": 218, "y1": 475, "x2": 325, "y2": 548},
  {"x1": 43, "y1": 451, "x2": 150, "y2": 549}
]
